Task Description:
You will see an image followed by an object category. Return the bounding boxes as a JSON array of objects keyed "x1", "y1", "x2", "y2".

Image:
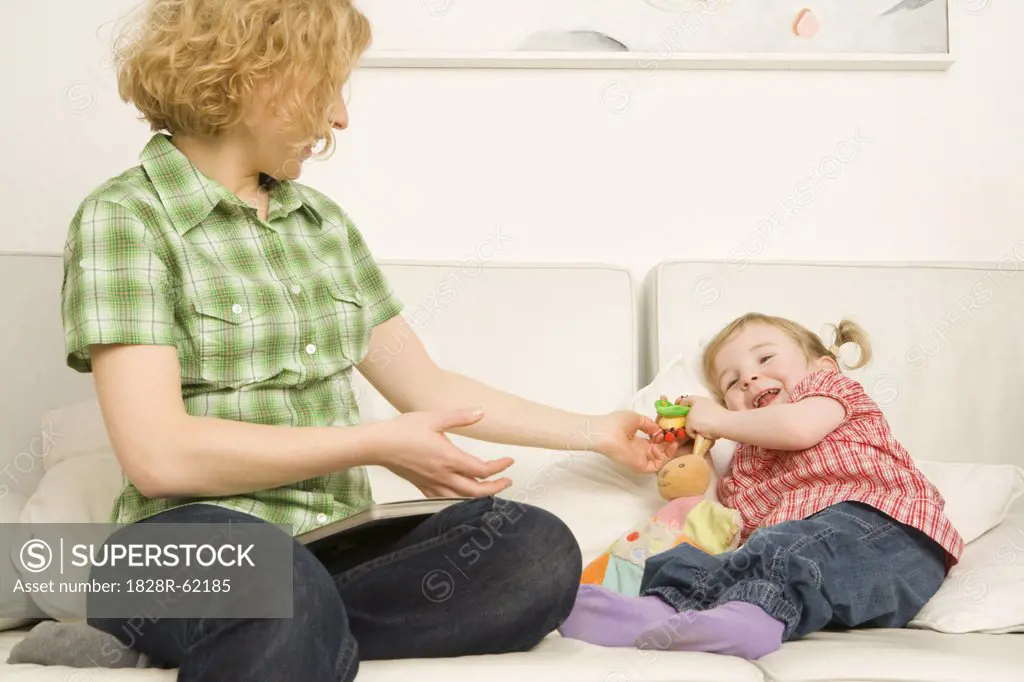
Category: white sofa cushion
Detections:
[
  {"x1": 15, "y1": 452, "x2": 125, "y2": 621},
  {"x1": 647, "y1": 260, "x2": 1024, "y2": 471},
  {"x1": 18, "y1": 453, "x2": 122, "y2": 526},
  {"x1": 0, "y1": 629, "x2": 767, "y2": 682},
  {"x1": 754, "y1": 627, "x2": 1024, "y2": 682},
  {"x1": 356, "y1": 635, "x2": 766, "y2": 682},
  {"x1": 912, "y1": 461, "x2": 1024, "y2": 545},
  {"x1": 910, "y1": 502, "x2": 1024, "y2": 635},
  {"x1": 0, "y1": 256, "x2": 646, "y2": 568},
  {"x1": 350, "y1": 261, "x2": 653, "y2": 565}
]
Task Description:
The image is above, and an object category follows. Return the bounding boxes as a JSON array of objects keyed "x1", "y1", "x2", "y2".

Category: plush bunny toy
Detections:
[{"x1": 579, "y1": 402, "x2": 742, "y2": 597}]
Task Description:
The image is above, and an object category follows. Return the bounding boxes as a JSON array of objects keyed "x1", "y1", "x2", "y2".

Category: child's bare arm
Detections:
[
  {"x1": 680, "y1": 395, "x2": 846, "y2": 451},
  {"x1": 719, "y1": 398, "x2": 846, "y2": 450}
]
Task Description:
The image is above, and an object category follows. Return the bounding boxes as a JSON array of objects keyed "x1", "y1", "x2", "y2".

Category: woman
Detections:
[{"x1": 62, "y1": 2, "x2": 667, "y2": 680}]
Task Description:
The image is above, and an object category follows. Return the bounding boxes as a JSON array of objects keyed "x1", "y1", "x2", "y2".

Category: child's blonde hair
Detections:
[
  {"x1": 700, "y1": 313, "x2": 873, "y2": 401},
  {"x1": 111, "y1": 0, "x2": 371, "y2": 158}
]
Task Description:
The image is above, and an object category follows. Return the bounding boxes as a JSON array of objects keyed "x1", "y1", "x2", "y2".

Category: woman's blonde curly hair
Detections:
[
  {"x1": 111, "y1": 0, "x2": 371, "y2": 158},
  {"x1": 700, "y1": 313, "x2": 873, "y2": 402}
]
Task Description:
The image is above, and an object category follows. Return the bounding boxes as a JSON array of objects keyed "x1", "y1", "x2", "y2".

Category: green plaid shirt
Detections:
[{"x1": 61, "y1": 133, "x2": 403, "y2": 534}]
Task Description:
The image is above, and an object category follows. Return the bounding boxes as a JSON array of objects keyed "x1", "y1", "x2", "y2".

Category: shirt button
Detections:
[
  {"x1": 231, "y1": 303, "x2": 242, "y2": 314},
  {"x1": 290, "y1": 284, "x2": 302, "y2": 295},
  {"x1": 316, "y1": 513, "x2": 328, "y2": 524},
  {"x1": 305, "y1": 344, "x2": 317, "y2": 355}
]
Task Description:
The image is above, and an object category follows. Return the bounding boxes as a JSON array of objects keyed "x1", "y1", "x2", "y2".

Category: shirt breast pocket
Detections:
[
  {"x1": 318, "y1": 268, "x2": 370, "y2": 365},
  {"x1": 188, "y1": 277, "x2": 287, "y2": 388}
]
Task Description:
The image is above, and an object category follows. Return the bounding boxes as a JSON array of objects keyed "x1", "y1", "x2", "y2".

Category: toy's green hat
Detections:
[{"x1": 655, "y1": 398, "x2": 689, "y2": 417}]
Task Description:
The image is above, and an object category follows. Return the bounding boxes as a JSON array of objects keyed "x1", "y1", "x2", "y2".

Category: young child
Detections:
[{"x1": 558, "y1": 313, "x2": 963, "y2": 659}]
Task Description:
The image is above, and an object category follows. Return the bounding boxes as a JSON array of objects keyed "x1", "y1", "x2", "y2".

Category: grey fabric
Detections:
[{"x1": 6, "y1": 620, "x2": 155, "y2": 668}]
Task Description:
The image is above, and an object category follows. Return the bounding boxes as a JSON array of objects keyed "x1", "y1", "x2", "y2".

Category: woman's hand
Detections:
[
  {"x1": 374, "y1": 407, "x2": 515, "y2": 498},
  {"x1": 590, "y1": 411, "x2": 668, "y2": 474},
  {"x1": 650, "y1": 431, "x2": 694, "y2": 461}
]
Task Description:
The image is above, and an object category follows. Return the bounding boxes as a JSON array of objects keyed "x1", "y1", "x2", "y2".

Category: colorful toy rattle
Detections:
[{"x1": 654, "y1": 398, "x2": 714, "y2": 458}]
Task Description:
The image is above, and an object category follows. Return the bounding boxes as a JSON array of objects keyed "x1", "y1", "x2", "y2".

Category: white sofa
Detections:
[{"x1": 1, "y1": 253, "x2": 1022, "y2": 681}]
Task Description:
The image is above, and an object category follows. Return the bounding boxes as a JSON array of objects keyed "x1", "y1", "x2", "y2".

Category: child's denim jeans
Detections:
[{"x1": 640, "y1": 501, "x2": 948, "y2": 640}]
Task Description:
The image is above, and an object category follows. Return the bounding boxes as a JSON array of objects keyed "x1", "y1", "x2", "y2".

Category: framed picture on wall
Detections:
[{"x1": 357, "y1": 0, "x2": 960, "y2": 71}]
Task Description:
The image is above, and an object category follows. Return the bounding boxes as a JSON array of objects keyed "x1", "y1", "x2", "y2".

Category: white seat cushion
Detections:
[
  {"x1": 0, "y1": 630, "x2": 764, "y2": 682},
  {"x1": 4, "y1": 626, "x2": 1019, "y2": 682},
  {"x1": 754, "y1": 628, "x2": 1024, "y2": 682},
  {"x1": 358, "y1": 634, "x2": 765, "y2": 682}
]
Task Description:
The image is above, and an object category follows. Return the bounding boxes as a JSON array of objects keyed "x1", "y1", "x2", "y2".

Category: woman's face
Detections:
[{"x1": 244, "y1": 84, "x2": 349, "y2": 181}]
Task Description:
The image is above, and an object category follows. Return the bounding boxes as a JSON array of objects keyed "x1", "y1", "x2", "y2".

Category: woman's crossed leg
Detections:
[{"x1": 88, "y1": 496, "x2": 581, "y2": 681}]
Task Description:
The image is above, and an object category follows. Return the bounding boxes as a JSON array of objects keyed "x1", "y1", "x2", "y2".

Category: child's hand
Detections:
[{"x1": 676, "y1": 395, "x2": 730, "y2": 441}]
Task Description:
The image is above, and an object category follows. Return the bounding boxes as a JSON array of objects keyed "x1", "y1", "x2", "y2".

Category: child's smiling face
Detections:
[{"x1": 712, "y1": 323, "x2": 836, "y2": 411}]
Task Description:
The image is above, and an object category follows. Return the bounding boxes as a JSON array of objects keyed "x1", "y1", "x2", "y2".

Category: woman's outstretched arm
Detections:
[
  {"x1": 356, "y1": 316, "x2": 666, "y2": 473},
  {"x1": 91, "y1": 344, "x2": 513, "y2": 499}
]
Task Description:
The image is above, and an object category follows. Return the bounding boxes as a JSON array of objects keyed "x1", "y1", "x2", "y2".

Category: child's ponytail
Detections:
[{"x1": 827, "y1": 319, "x2": 872, "y2": 370}]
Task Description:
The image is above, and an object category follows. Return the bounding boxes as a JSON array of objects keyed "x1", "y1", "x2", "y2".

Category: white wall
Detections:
[{"x1": 3, "y1": 1, "x2": 1020, "y2": 287}]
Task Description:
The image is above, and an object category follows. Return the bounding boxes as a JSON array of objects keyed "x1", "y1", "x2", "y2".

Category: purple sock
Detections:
[
  {"x1": 557, "y1": 585, "x2": 676, "y2": 647},
  {"x1": 634, "y1": 601, "x2": 784, "y2": 659}
]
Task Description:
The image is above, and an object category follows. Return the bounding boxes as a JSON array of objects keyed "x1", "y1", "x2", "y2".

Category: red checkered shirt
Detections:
[{"x1": 717, "y1": 369, "x2": 964, "y2": 570}]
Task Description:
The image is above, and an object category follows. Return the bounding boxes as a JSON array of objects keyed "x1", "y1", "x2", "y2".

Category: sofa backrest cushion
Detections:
[
  {"x1": 648, "y1": 259, "x2": 1024, "y2": 469},
  {"x1": 0, "y1": 254, "x2": 645, "y2": 563}
]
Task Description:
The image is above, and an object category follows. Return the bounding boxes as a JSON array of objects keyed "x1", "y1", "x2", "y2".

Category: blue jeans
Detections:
[
  {"x1": 87, "y1": 496, "x2": 581, "y2": 681},
  {"x1": 640, "y1": 501, "x2": 947, "y2": 640}
]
